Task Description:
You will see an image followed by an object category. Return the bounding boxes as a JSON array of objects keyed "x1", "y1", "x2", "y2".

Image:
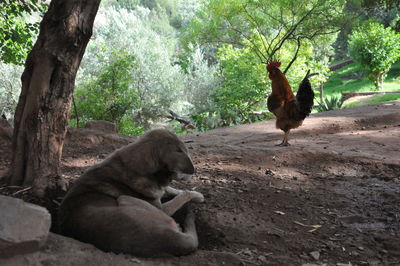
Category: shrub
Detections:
[
  {"x1": 211, "y1": 45, "x2": 269, "y2": 124},
  {"x1": 72, "y1": 50, "x2": 142, "y2": 134},
  {"x1": 316, "y1": 95, "x2": 344, "y2": 112},
  {"x1": 349, "y1": 22, "x2": 400, "y2": 90},
  {"x1": 75, "y1": 7, "x2": 186, "y2": 130}
]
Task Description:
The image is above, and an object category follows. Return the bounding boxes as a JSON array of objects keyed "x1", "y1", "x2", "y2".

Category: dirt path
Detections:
[
  {"x1": 181, "y1": 101, "x2": 400, "y2": 265},
  {"x1": 1, "y1": 101, "x2": 399, "y2": 265}
]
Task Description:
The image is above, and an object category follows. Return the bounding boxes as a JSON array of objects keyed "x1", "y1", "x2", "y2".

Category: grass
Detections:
[
  {"x1": 344, "y1": 93, "x2": 400, "y2": 108},
  {"x1": 317, "y1": 60, "x2": 400, "y2": 107},
  {"x1": 366, "y1": 93, "x2": 400, "y2": 104}
]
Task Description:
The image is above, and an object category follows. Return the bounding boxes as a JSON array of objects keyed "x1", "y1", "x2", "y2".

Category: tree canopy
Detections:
[
  {"x1": 183, "y1": 0, "x2": 346, "y2": 69},
  {"x1": 0, "y1": 0, "x2": 46, "y2": 65}
]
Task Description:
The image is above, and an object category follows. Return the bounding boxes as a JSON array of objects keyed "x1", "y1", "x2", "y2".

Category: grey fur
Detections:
[{"x1": 58, "y1": 129, "x2": 204, "y2": 257}]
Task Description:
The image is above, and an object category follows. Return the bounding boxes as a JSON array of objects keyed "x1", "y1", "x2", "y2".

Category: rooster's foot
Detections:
[{"x1": 276, "y1": 142, "x2": 290, "y2": 147}]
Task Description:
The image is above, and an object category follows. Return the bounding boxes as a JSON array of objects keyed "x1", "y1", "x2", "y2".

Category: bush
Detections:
[
  {"x1": 76, "y1": 7, "x2": 186, "y2": 129},
  {"x1": 72, "y1": 50, "x2": 142, "y2": 134},
  {"x1": 349, "y1": 22, "x2": 400, "y2": 90},
  {"x1": 183, "y1": 45, "x2": 221, "y2": 114},
  {"x1": 210, "y1": 45, "x2": 269, "y2": 124},
  {"x1": 76, "y1": 7, "x2": 224, "y2": 132}
]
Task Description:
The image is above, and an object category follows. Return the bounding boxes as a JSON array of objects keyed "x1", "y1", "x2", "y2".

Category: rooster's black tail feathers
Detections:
[{"x1": 296, "y1": 71, "x2": 314, "y2": 120}]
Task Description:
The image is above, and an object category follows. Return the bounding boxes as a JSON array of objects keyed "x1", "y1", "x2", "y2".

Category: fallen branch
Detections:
[
  {"x1": 12, "y1": 186, "x2": 32, "y2": 196},
  {"x1": 166, "y1": 110, "x2": 196, "y2": 130}
]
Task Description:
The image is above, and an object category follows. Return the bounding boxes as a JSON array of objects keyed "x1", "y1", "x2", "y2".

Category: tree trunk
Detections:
[
  {"x1": 373, "y1": 71, "x2": 384, "y2": 91},
  {"x1": 319, "y1": 83, "x2": 324, "y2": 103},
  {"x1": 5, "y1": 0, "x2": 101, "y2": 196}
]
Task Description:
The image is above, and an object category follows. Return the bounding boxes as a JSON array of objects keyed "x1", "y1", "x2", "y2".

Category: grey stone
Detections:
[
  {"x1": 309, "y1": 251, "x2": 320, "y2": 260},
  {"x1": 0, "y1": 195, "x2": 51, "y2": 258}
]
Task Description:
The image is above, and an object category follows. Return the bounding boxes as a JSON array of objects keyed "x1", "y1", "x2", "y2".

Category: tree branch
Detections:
[
  {"x1": 225, "y1": 16, "x2": 268, "y2": 62},
  {"x1": 268, "y1": 3, "x2": 318, "y2": 61},
  {"x1": 241, "y1": 4, "x2": 269, "y2": 59},
  {"x1": 283, "y1": 38, "x2": 301, "y2": 74}
]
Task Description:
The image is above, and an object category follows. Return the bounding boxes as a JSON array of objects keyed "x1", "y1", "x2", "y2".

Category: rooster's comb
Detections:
[{"x1": 266, "y1": 60, "x2": 281, "y2": 71}]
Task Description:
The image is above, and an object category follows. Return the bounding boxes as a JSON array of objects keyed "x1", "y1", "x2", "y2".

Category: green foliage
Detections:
[
  {"x1": 187, "y1": 44, "x2": 271, "y2": 131},
  {"x1": 107, "y1": 0, "x2": 141, "y2": 10},
  {"x1": 183, "y1": 0, "x2": 345, "y2": 66},
  {"x1": 176, "y1": 0, "x2": 201, "y2": 29},
  {"x1": 75, "y1": 6, "x2": 222, "y2": 133},
  {"x1": 315, "y1": 95, "x2": 344, "y2": 112},
  {"x1": 73, "y1": 50, "x2": 143, "y2": 135},
  {"x1": 333, "y1": 0, "x2": 400, "y2": 59},
  {"x1": 324, "y1": 61, "x2": 400, "y2": 94},
  {"x1": 0, "y1": 62, "x2": 24, "y2": 119},
  {"x1": 191, "y1": 109, "x2": 241, "y2": 131},
  {"x1": 179, "y1": 0, "x2": 341, "y2": 130},
  {"x1": 183, "y1": 45, "x2": 221, "y2": 113},
  {"x1": 323, "y1": 63, "x2": 375, "y2": 94},
  {"x1": 349, "y1": 22, "x2": 400, "y2": 90},
  {"x1": 189, "y1": 40, "x2": 331, "y2": 130},
  {"x1": 320, "y1": 61, "x2": 400, "y2": 109},
  {"x1": 77, "y1": 7, "x2": 186, "y2": 130},
  {"x1": 118, "y1": 114, "x2": 145, "y2": 136},
  {"x1": 365, "y1": 93, "x2": 400, "y2": 105},
  {"x1": 109, "y1": 0, "x2": 181, "y2": 28},
  {"x1": 0, "y1": 0, "x2": 47, "y2": 65},
  {"x1": 213, "y1": 45, "x2": 268, "y2": 119},
  {"x1": 324, "y1": 62, "x2": 400, "y2": 96}
]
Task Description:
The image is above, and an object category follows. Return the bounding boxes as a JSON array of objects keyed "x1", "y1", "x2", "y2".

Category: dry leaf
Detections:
[{"x1": 294, "y1": 220, "x2": 321, "y2": 232}]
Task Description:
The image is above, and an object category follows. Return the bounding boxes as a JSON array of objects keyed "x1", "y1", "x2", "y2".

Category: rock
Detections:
[
  {"x1": 258, "y1": 255, "x2": 267, "y2": 262},
  {"x1": 65, "y1": 126, "x2": 133, "y2": 150},
  {"x1": 85, "y1": 120, "x2": 117, "y2": 133},
  {"x1": 309, "y1": 251, "x2": 320, "y2": 260},
  {"x1": 0, "y1": 195, "x2": 51, "y2": 258}
]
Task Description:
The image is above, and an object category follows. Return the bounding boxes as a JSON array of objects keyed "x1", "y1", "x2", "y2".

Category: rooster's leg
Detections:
[{"x1": 277, "y1": 130, "x2": 290, "y2": 146}]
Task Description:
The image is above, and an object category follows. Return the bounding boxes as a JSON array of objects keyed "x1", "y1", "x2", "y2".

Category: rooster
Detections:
[{"x1": 266, "y1": 61, "x2": 314, "y2": 146}]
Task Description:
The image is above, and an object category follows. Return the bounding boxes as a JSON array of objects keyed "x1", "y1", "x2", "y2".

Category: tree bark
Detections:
[
  {"x1": 319, "y1": 83, "x2": 324, "y2": 103},
  {"x1": 374, "y1": 72, "x2": 384, "y2": 91},
  {"x1": 5, "y1": 0, "x2": 101, "y2": 196}
]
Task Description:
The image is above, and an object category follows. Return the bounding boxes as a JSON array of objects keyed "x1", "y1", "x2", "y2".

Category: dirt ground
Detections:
[{"x1": 1, "y1": 101, "x2": 399, "y2": 266}]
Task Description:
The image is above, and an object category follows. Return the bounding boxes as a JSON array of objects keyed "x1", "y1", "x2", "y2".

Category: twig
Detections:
[
  {"x1": 283, "y1": 38, "x2": 301, "y2": 74},
  {"x1": 12, "y1": 186, "x2": 32, "y2": 196}
]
